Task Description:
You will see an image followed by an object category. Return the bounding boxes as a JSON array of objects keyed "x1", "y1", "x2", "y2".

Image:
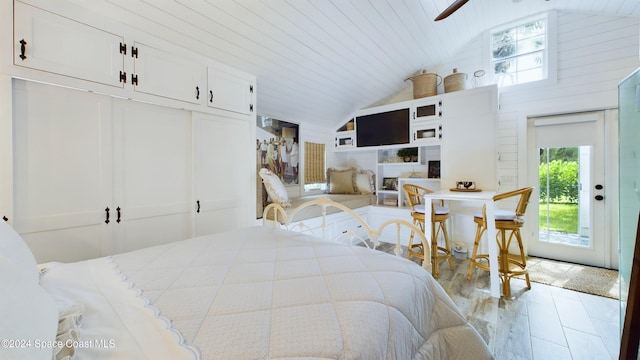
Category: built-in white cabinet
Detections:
[
  {"x1": 12, "y1": 80, "x2": 114, "y2": 262},
  {"x1": 110, "y1": 99, "x2": 192, "y2": 254},
  {"x1": 333, "y1": 85, "x2": 496, "y2": 152},
  {"x1": 207, "y1": 64, "x2": 255, "y2": 115},
  {"x1": 335, "y1": 85, "x2": 498, "y2": 193},
  {"x1": 14, "y1": 1, "x2": 125, "y2": 88},
  {"x1": 13, "y1": 1, "x2": 253, "y2": 110},
  {"x1": 334, "y1": 119, "x2": 356, "y2": 151},
  {"x1": 12, "y1": 81, "x2": 193, "y2": 261},
  {"x1": 192, "y1": 112, "x2": 252, "y2": 237},
  {"x1": 411, "y1": 120, "x2": 443, "y2": 145},
  {"x1": 335, "y1": 130, "x2": 356, "y2": 150},
  {"x1": 6, "y1": 0, "x2": 258, "y2": 263},
  {"x1": 439, "y1": 86, "x2": 498, "y2": 191},
  {"x1": 412, "y1": 97, "x2": 442, "y2": 122},
  {"x1": 132, "y1": 42, "x2": 206, "y2": 104},
  {"x1": 375, "y1": 146, "x2": 441, "y2": 207},
  {"x1": 367, "y1": 206, "x2": 413, "y2": 247},
  {"x1": 10, "y1": 79, "x2": 254, "y2": 263}
]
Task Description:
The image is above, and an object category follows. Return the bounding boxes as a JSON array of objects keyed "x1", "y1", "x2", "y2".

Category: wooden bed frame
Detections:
[{"x1": 262, "y1": 197, "x2": 431, "y2": 271}]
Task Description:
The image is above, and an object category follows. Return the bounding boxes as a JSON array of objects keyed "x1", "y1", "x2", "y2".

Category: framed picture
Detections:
[
  {"x1": 256, "y1": 115, "x2": 299, "y2": 185},
  {"x1": 428, "y1": 160, "x2": 441, "y2": 179},
  {"x1": 382, "y1": 177, "x2": 398, "y2": 191}
]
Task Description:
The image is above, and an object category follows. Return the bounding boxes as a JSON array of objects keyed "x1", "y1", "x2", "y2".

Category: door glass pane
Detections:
[{"x1": 538, "y1": 146, "x2": 592, "y2": 247}]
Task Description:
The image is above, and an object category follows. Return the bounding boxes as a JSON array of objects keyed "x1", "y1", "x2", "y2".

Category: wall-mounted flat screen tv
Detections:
[{"x1": 356, "y1": 108, "x2": 410, "y2": 147}]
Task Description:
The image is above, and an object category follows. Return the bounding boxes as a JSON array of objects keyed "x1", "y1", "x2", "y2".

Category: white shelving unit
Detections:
[{"x1": 375, "y1": 146, "x2": 441, "y2": 207}]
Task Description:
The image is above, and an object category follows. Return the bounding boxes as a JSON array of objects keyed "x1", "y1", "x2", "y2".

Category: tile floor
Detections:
[{"x1": 377, "y1": 244, "x2": 621, "y2": 360}]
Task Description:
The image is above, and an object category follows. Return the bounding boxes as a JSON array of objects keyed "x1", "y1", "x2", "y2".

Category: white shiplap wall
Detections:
[{"x1": 346, "y1": 11, "x2": 639, "y2": 194}]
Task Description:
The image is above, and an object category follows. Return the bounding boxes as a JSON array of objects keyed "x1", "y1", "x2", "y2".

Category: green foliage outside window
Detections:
[{"x1": 539, "y1": 159, "x2": 579, "y2": 203}]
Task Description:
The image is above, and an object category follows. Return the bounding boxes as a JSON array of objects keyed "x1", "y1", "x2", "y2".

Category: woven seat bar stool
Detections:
[
  {"x1": 403, "y1": 183, "x2": 454, "y2": 278},
  {"x1": 467, "y1": 187, "x2": 533, "y2": 297}
]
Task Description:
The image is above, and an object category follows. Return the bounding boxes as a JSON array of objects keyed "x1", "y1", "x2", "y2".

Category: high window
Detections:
[{"x1": 491, "y1": 16, "x2": 547, "y2": 87}]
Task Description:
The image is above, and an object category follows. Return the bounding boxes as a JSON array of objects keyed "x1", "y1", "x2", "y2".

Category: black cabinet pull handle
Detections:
[
  {"x1": 2, "y1": 216, "x2": 8, "y2": 222},
  {"x1": 196, "y1": 200, "x2": 201, "y2": 213},
  {"x1": 116, "y1": 207, "x2": 121, "y2": 223},
  {"x1": 209, "y1": 90, "x2": 213, "y2": 103},
  {"x1": 595, "y1": 195, "x2": 604, "y2": 201},
  {"x1": 19, "y1": 39, "x2": 27, "y2": 60},
  {"x1": 105, "y1": 207, "x2": 110, "y2": 224},
  {"x1": 196, "y1": 86, "x2": 200, "y2": 100}
]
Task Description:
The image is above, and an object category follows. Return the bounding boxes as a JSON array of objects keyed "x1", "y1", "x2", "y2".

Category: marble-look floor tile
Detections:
[
  {"x1": 531, "y1": 337, "x2": 572, "y2": 360},
  {"x1": 592, "y1": 318, "x2": 621, "y2": 359},
  {"x1": 578, "y1": 292, "x2": 619, "y2": 323},
  {"x1": 527, "y1": 300, "x2": 566, "y2": 346},
  {"x1": 378, "y1": 244, "x2": 620, "y2": 359},
  {"x1": 549, "y1": 285, "x2": 582, "y2": 301},
  {"x1": 553, "y1": 296, "x2": 598, "y2": 335},
  {"x1": 494, "y1": 311, "x2": 532, "y2": 360},
  {"x1": 564, "y1": 327, "x2": 614, "y2": 360},
  {"x1": 468, "y1": 316, "x2": 496, "y2": 353}
]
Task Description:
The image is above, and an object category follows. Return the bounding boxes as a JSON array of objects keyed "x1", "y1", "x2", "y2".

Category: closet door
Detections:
[
  {"x1": 192, "y1": 112, "x2": 252, "y2": 236},
  {"x1": 111, "y1": 99, "x2": 191, "y2": 254},
  {"x1": 12, "y1": 80, "x2": 112, "y2": 263}
]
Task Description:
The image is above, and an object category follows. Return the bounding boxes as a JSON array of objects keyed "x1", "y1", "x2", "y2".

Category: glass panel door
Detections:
[
  {"x1": 618, "y1": 67, "x2": 640, "y2": 335},
  {"x1": 527, "y1": 112, "x2": 607, "y2": 267},
  {"x1": 538, "y1": 146, "x2": 591, "y2": 247}
]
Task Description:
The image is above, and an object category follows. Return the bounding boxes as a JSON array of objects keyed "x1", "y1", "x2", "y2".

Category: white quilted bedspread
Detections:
[{"x1": 112, "y1": 226, "x2": 493, "y2": 360}]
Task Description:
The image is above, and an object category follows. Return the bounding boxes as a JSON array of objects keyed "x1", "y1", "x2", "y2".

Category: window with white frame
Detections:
[{"x1": 491, "y1": 15, "x2": 547, "y2": 87}]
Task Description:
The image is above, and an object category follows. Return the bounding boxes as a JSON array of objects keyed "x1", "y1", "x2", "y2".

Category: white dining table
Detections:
[{"x1": 424, "y1": 189, "x2": 500, "y2": 298}]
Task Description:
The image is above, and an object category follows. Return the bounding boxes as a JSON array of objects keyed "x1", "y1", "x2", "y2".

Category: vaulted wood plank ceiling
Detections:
[{"x1": 68, "y1": 0, "x2": 639, "y2": 129}]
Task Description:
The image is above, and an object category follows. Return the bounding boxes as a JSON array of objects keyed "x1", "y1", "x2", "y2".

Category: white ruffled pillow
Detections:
[
  {"x1": 0, "y1": 255, "x2": 58, "y2": 360},
  {"x1": 53, "y1": 304, "x2": 84, "y2": 360},
  {"x1": 259, "y1": 168, "x2": 291, "y2": 208},
  {"x1": 355, "y1": 170, "x2": 376, "y2": 194},
  {"x1": 0, "y1": 219, "x2": 39, "y2": 284}
]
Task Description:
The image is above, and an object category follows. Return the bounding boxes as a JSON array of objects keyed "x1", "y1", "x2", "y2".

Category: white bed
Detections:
[{"x1": 1, "y1": 198, "x2": 493, "y2": 360}]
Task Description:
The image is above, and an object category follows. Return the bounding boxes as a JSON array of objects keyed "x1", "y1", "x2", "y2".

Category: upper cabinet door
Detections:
[
  {"x1": 207, "y1": 64, "x2": 255, "y2": 115},
  {"x1": 132, "y1": 42, "x2": 206, "y2": 104},
  {"x1": 14, "y1": 2, "x2": 125, "y2": 87}
]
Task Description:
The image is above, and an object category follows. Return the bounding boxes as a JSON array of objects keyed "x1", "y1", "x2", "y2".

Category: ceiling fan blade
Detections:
[{"x1": 434, "y1": 0, "x2": 470, "y2": 21}]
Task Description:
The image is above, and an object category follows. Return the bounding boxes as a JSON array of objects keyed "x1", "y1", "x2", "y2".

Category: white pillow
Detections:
[
  {"x1": 259, "y1": 168, "x2": 291, "y2": 208},
  {"x1": 0, "y1": 219, "x2": 39, "y2": 284},
  {"x1": 0, "y1": 255, "x2": 58, "y2": 360},
  {"x1": 355, "y1": 170, "x2": 375, "y2": 194}
]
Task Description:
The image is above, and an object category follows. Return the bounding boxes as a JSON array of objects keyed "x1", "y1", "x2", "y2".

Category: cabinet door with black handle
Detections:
[
  {"x1": 207, "y1": 64, "x2": 255, "y2": 115},
  {"x1": 14, "y1": 2, "x2": 125, "y2": 88},
  {"x1": 132, "y1": 42, "x2": 206, "y2": 104}
]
